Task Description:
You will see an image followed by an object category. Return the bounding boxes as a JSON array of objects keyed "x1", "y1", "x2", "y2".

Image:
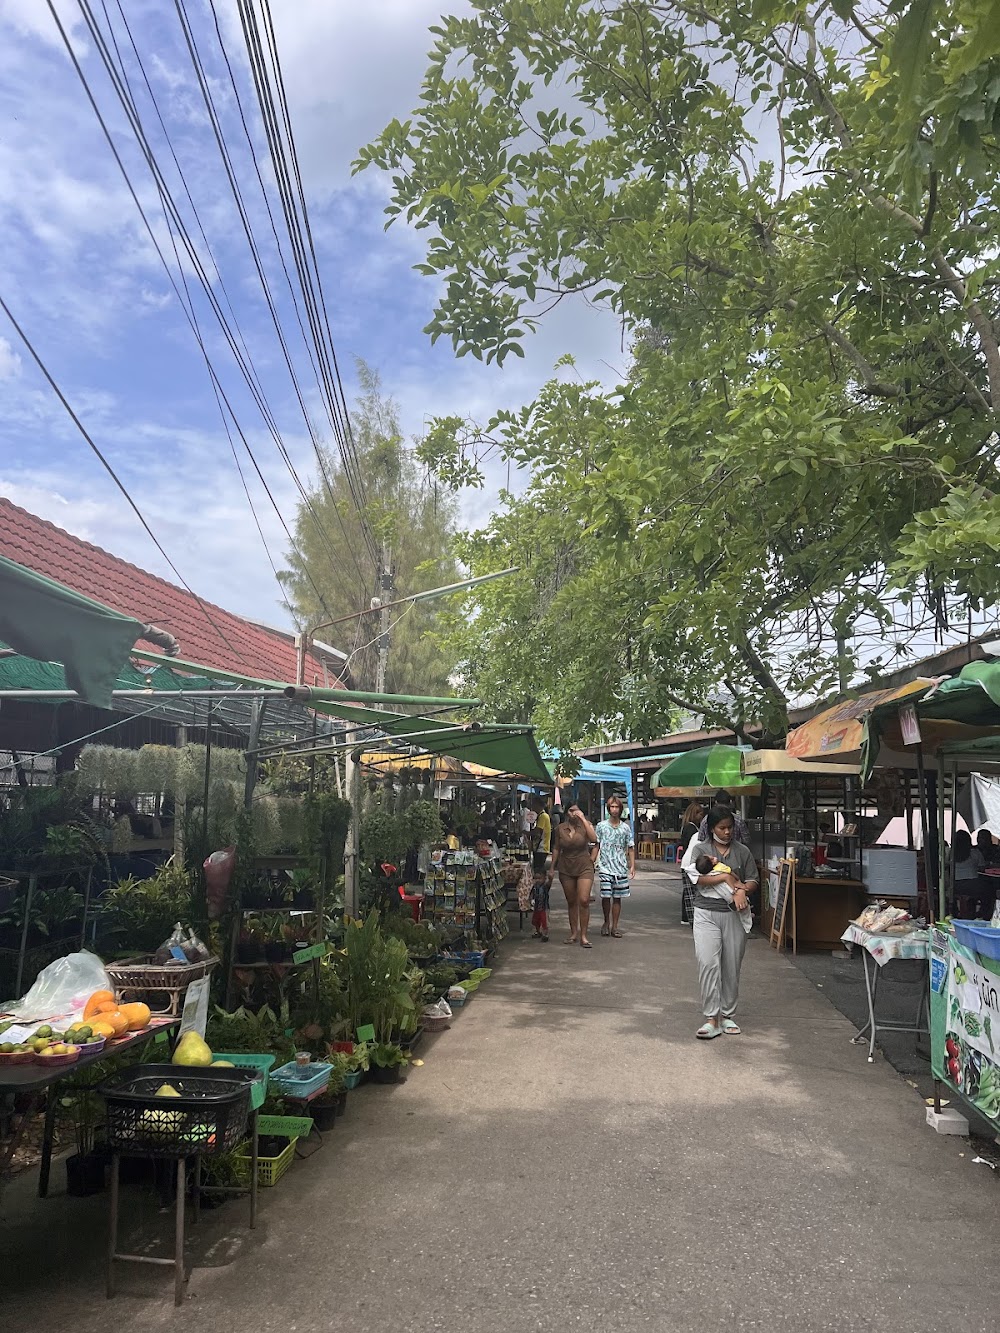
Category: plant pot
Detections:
[
  {"x1": 293, "y1": 889, "x2": 312, "y2": 908},
  {"x1": 310, "y1": 1099, "x2": 339, "y2": 1131},
  {"x1": 66, "y1": 1151, "x2": 106, "y2": 1197},
  {"x1": 343, "y1": 1069, "x2": 363, "y2": 1089},
  {"x1": 264, "y1": 941, "x2": 286, "y2": 963},
  {"x1": 370, "y1": 1062, "x2": 403, "y2": 1085},
  {"x1": 236, "y1": 938, "x2": 264, "y2": 964},
  {"x1": 332, "y1": 1090, "x2": 347, "y2": 1117}
]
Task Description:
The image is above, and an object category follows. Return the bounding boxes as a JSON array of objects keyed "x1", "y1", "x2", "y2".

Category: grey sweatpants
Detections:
[{"x1": 693, "y1": 906, "x2": 747, "y2": 1018}]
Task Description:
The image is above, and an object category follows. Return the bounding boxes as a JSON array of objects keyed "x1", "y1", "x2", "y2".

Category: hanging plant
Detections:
[
  {"x1": 405, "y1": 800, "x2": 443, "y2": 849},
  {"x1": 75, "y1": 745, "x2": 137, "y2": 795},
  {"x1": 134, "y1": 745, "x2": 178, "y2": 794},
  {"x1": 176, "y1": 745, "x2": 206, "y2": 800},
  {"x1": 252, "y1": 796, "x2": 282, "y2": 855}
]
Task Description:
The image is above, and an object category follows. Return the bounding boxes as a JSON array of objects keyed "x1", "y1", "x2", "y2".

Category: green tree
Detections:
[
  {"x1": 280, "y1": 362, "x2": 460, "y2": 696},
  {"x1": 357, "y1": 0, "x2": 1000, "y2": 741}
]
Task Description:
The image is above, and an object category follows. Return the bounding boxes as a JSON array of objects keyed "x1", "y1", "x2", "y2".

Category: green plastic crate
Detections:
[
  {"x1": 233, "y1": 1114, "x2": 313, "y2": 1188},
  {"x1": 213, "y1": 1053, "x2": 275, "y2": 1111}
]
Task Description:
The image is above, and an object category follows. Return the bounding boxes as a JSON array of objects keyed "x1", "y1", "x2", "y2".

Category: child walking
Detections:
[{"x1": 531, "y1": 869, "x2": 550, "y2": 941}]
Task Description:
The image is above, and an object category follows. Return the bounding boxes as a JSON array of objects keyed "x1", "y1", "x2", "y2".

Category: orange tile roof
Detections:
[{"x1": 0, "y1": 496, "x2": 342, "y2": 687}]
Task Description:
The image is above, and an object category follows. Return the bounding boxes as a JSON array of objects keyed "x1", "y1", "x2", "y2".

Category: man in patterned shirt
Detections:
[{"x1": 596, "y1": 796, "x2": 636, "y2": 938}]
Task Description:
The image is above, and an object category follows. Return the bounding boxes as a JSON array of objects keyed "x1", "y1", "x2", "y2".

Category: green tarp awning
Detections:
[
  {"x1": 0, "y1": 555, "x2": 143, "y2": 708},
  {"x1": 862, "y1": 661, "x2": 1000, "y2": 779}
]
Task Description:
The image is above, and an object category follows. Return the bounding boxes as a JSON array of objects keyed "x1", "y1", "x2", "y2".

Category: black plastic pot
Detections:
[
  {"x1": 66, "y1": 1151, "x2": 106, "y2": 1197},
  {"x1": 236, "y1": 938, "x2": 264, "y2": 964},
  {"x1": 264, "y1": 940, "x2": 286, "y2": 963},
  {"x1": 370, "y1": 1062, "x2": 403, "y2": 1085},
  {"x1": 310, "y1": 1099, "x2": 339, "y2": 1131}
]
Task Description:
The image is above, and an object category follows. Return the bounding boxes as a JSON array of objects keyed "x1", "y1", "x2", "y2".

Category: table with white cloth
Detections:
[{"x1": 840, "y1": 923, "x2": 930, "y2": 1063}]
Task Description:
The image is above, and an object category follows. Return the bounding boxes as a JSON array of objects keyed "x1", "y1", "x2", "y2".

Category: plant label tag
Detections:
[
  {"x1": 154, "y1": 1029, "x2": 169, "y2": 1045},
  {"x1": 356, "y1": 1024, "x2": 375, "y2": 1043},
  {"x1": 293, "y1": 942, "x2": 328, "y2": 963}
]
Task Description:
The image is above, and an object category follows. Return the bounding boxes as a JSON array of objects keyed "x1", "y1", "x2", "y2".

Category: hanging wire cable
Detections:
[
  {"x1": 95, "y1": 0, "x2": 337, "y2": 620},
  {"x1": 63, "y1": 0, "x2": 368, "y2": 613},
  {"x1": 0, "y1": 293, "x2": 254, "y2": 670},
  {"x1": 231, "y1": 0, "x2": 379, "y2": 565}
]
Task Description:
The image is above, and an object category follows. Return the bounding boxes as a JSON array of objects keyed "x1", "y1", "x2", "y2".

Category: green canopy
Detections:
[
  {"x1": 861, "y1": 661, "x2": 1000, "y2": 780},
  {"x1": 0, "y1": 554, "x2": 143, "y2": 708},
  {"x1": 650, "y1": 745, "x2": 757, "y2": 792}
]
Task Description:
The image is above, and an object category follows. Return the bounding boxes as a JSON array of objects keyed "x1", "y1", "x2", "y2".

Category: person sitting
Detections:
[{"x1": 697, "y1": 790, "x2": 750, "y2": 843}]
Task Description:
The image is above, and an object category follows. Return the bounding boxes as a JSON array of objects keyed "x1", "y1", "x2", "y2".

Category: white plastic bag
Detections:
[
  {"x1": 5, "y1": 950, "x2": 111, "y2": 1023},
  {"x1": 422, "y1": 998, "x2": 453, "y2": 1020}
]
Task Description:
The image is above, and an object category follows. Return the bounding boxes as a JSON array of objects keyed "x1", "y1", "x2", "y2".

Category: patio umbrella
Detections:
[{"x1": 649, "y1": 745, "x2": 759, "y2": 794}]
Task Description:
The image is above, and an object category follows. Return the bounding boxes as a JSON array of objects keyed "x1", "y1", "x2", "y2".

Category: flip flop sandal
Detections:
[
  {"x1": 564, "y1": 937, "x2": 578, "y2": 944},
  {"x1": 720, "y1": 1018, "x2": 742, "y2": 1035},
  {"x1": 696, "y1": 1022, "x2": 722, "y2": 1039},
  {"x1": 580, "y1": 940, "x2": 593, "y2": 948},
  {"x1": 611, "y1": 929, "x2": 624, "y2": 938},
  {"x1": 600, "y1": 925, "x2": 611, "y2": 936}
]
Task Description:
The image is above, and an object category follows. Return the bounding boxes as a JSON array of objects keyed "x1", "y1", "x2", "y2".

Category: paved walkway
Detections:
[{"x1": 3, "y1": 867, "x2": 1000, "y2": 1330}]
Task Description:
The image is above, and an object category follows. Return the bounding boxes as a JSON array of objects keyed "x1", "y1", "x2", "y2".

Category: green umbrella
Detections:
[{"x1": 650, "y1": 745, "x2": 758, "y2": 793}]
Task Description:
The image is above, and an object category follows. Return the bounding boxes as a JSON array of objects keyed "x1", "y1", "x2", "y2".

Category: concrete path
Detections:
[{"x1": 3, "y1": 867, "x2": 1000, "y2": 1330}]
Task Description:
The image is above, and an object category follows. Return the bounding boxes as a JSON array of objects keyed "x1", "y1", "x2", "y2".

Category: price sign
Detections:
[{"x1": 356, "y1": 1024, "x2": 375, "y2": 1043}]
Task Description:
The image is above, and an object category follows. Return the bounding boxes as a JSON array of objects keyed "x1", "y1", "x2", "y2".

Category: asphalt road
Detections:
[{"x1": 3, "y1": 867, "x2": 999, "y2": 1331}]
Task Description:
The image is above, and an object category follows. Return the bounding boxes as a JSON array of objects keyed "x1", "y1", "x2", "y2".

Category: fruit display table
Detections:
[
  {"x1": 0, "y1": 1016, "x2": 179, "y2": 1198},
  {"x1": 839, "y1": 924, "x2": 929, "y2": 1063}
]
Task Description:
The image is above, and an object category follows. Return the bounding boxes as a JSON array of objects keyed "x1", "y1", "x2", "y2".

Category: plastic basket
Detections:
[
  {"x1": 99, "y1": 1063, "x2": 255, "y2": 1159},
  {"x1": 212, "y1": 1053, "x2": 275, "y2": 1111},
  {"x1": 269, "y1": 1060, "x2": 332, "y2": 1098},
  {"x1": 233, "y1": 1116, "x2": 311, "y2": 1187},
  {"x1": 954, "y1": 921, "x2": 1000, "y2": 963}
]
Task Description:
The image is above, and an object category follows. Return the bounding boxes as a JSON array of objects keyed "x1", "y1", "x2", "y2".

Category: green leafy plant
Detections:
[
  {"x1": 338, "y1": 911, "x2": 415, "y2": 1041},
  {"x1": 370, "y1": 1041, "x2": 407, "y2": 1069},
  {"x1": 97, "y1": 863, "x2": 193, "y2": 955},
  {"x1": 205, "y1": 1002, "x2": 296, "y2": 1066},
  {"x1": 404, "y1": 799, "x2": 443, "y2": 848}
]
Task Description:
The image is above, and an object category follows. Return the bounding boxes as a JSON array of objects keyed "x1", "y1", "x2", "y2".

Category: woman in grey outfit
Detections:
[{"x1": 681, "y1": 805, "x2": 758, "y2": 1039}]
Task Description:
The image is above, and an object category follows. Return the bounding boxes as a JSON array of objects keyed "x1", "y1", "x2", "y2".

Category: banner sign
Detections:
[{"x1": 939, "y1": 935, "x2": 1000, "y2": 1121}]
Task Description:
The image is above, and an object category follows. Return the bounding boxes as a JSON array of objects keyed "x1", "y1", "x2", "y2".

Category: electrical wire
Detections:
[
  {"x1": 96, "y1": 0, "x2": 336, "y2": 620},
  {"x1": 0, "y1": 292, "x2": 254, "y2": 671},
  {"x1": 65, "y1": 0, "x2": 364, "y2": 619},
  {"x1": 232, "y1": 0, "x2": 380, "y2": 566}
]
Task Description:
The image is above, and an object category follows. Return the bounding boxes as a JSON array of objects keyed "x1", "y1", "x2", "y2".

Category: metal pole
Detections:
[
  {"x1": 937, "y1": 753, "x2": 947, "y2": 922},
  {"x1": 201, "y1": 705, "x2": 213, "y2": 852},
  {"x1": 16, "y1": 874, "x2": 36, "y2": 996},
  {"x1": 915, "y1": 747, "x2": 931, "y2": 908},
  {"x1": 344, "y1": 746, "x2": 361, "y2": 918},
  {"x1": 243, "y1": 700, "x2": 267, "y2": 810},
  {"x1": 173, "y1": 724, "x2": 187, "y2": 867},
  {"x1": 375, "y1": 544, "x2": 393, "y2": 696}
]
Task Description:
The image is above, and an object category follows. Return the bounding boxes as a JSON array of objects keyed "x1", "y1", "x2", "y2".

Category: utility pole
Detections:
[{"x1": 375, "y1": 542, "x2": 393, "y2": 695}]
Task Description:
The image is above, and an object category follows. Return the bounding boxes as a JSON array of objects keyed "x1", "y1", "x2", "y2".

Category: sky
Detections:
[{"x1": 0, "y1": 0, "x2": 623, "y2": 633}]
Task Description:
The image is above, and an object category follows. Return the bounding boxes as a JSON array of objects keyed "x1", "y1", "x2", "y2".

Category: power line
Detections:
[
  {"x1": 0, "y1": 293, "x2": 254, "y2": 671},
  {"x1": 63, "y1": 0, "x2": 363, "y2": 613}
]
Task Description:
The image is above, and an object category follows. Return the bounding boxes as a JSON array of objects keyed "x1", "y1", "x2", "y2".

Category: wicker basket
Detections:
[{"x1": 106, "y1": 956, "x2": 219, "y2": 1016}]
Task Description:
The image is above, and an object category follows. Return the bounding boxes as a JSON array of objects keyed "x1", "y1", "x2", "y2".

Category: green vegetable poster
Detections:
[{"x1": 932, "y1": 931, "x2": 1000, "y2": 1122}]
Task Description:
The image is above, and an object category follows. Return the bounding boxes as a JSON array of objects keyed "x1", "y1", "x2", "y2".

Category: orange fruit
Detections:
[
  {"x1": 118, "y1": 1002, "x2": 151, "y2": 1031},
  {"x1": 97, "y1": 999, "x2": 119, "y2": 1014},
  {"x1": 83, "y1": 989, "x2": 115, "y2": 1019}
]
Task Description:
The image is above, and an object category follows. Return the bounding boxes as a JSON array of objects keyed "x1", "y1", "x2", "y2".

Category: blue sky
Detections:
[{"x1": 0, "y1": 0, "x2": 622, "y2": 634}]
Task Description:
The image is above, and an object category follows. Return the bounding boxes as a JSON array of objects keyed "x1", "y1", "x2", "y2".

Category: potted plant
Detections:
[
  {"x1": 341, "y1": 1042, "x2": 370, "y2": 1088},
  {"x1": 369, "y1": 1042, "x2": 407, "y2": 1084},
  {"x1": 310, "y1": 1060, "x2": 347, "y2": 1130}
]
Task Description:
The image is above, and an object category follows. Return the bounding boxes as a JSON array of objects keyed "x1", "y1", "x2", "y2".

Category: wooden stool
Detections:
[{"x1": 638, "y1": 839, "x2": 656, "y2": 860}]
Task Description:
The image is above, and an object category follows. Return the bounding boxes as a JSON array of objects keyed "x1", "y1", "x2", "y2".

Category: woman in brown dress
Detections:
[{"x1": 547, "y1": 801, "x2": 599, "y2": 948}]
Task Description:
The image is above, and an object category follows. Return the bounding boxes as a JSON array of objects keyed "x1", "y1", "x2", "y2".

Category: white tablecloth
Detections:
[{"x1": 841, "y1": 923, "x2": 930, "y2": 965}]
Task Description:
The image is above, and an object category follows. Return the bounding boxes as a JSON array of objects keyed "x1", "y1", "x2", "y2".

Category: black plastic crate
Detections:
[{"x1": 99, "y1": 1063, "x2": 255, "y2": 1159}]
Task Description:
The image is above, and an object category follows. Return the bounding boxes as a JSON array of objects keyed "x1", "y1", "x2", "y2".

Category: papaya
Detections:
[
  {"x1": 97, "y1": 999, "x2": 119, "y2": 1014},
  {"x1": 118, "y1": 1002, "x2": 151, "y2": 1031},
  {"x1": 102, "y1": 1010, "x2": 130, "y2": 1037},
  {"x1": 83, "y1": 989, "x2": 115, "y2": 1019},
  {"x1": 89, "y1": 1020, "x2": 117, "y2": 1039}
]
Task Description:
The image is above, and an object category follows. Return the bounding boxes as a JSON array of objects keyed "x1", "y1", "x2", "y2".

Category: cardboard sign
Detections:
[{"x1": 178, "y1": 976, "x2": 210, "y2": 1039}]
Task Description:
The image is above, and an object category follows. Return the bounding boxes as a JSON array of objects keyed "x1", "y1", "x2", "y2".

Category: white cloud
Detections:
[{"x1": 0, "y1": 336, "x2": 21, "y2": 379}]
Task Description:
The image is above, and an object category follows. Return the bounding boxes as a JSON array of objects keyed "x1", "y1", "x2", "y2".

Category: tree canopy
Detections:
[
  {"x1": 279, "y1": 363, "x2": 459, "y2": 697},
  {"x1": 357, "y1": 0, "x2": 1000, "y2": 745}
]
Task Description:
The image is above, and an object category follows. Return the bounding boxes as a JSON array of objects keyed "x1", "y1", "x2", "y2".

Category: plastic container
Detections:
[
  {"x1": 233, "y1": 1114, "x2": 311, "y2": 1187},
  {"x1": 212, "y1": 1052, "x2": 275, "y2": 1111},
  {"x1": 99, "y1": 1063, "x2": 255, "y2": 1159},
  {"x1": 342, "y1": 1069, "x2": 363, "y2": 1090},
  {"x1": 954, "y1": 920, "x2": 1000, "y2": 963},
  {"x1": 269, "y1": 1060, "x2": 332, "y2": 1098}
]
